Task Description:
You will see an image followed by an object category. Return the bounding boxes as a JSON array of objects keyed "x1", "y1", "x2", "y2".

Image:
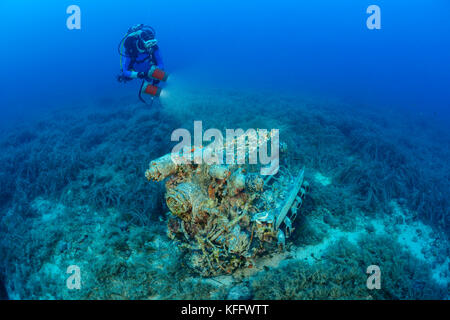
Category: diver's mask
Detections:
[
  {"x1": 136, "y1": 30, "x2": 158, "y2": 53},
  {"x1": 143, "y1": 39, "x2": 158, "y2": 50}
]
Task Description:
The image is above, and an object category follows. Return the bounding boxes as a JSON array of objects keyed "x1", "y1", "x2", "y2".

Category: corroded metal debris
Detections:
[{"x1": 145, "y1": 139, "x2": 309, "y2": 276}]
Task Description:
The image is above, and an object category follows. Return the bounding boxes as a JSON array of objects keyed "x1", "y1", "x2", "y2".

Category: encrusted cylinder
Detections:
[
  {"x1": 227, "y1": 170, "x2": 246, "y2": 196},
  {"x1": 165, "y1": 182, "x2": 207, "y2": 222},
  {"x1": 208, "y1": 165, "x2": 230, "y2": 180},
  {"x1": 145, "y1": 154, "x2": 178, "y2": 182}
]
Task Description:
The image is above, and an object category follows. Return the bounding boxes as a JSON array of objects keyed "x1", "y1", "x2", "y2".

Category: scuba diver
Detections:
[{"x1": 117, "y1": 24, "x2": 169, "y2": 104}]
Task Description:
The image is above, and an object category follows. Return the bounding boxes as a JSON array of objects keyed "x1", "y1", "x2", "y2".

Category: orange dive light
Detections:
[
  {"x1": 144, "y1": 84, "x2": 162, "y2": 97},
  {"x1": 149, "y1": 66, "x2": 169, "y2": 82}
]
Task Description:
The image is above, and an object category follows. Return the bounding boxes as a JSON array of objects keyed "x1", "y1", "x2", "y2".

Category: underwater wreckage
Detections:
[{"x1": 145, "y1": 131, "x2": 309, "y2": 276}]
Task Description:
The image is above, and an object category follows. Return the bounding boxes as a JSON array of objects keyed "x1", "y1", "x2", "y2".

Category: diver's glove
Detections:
[{"x1": 137, "y1": 72, "x2": 147, "y2": 79}]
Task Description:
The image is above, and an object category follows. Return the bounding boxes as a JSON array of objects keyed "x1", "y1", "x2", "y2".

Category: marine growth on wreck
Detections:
[{"x1": 145, "y1": 131, "x2": 309, "y2": 276}]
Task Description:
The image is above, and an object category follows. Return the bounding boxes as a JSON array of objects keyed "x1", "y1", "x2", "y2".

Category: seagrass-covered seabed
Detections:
[{"x1": 0, "y1": 87, "x2": 448, "y2": 299}]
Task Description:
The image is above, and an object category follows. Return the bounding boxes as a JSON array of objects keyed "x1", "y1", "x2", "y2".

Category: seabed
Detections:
[{"x1": 0, "y1": 86, "x2": 448, "y2": 300}]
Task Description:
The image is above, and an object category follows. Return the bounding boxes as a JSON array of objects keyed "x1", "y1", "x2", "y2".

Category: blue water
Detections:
[
  {"x1": 0, "y1": 0, "x2": 449, "y2": 300},
  {"x1": 1, "y1": 0, "x2": 449, "y2": 117}
]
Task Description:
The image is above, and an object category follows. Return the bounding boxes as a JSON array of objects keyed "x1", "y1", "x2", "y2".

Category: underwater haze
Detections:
[
  {"x1": 1, "y1": 0, "x2": 450, "y2": 118},
  {"x1": 0, "y1": 0, "x2": 449, "y2": 300}
]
